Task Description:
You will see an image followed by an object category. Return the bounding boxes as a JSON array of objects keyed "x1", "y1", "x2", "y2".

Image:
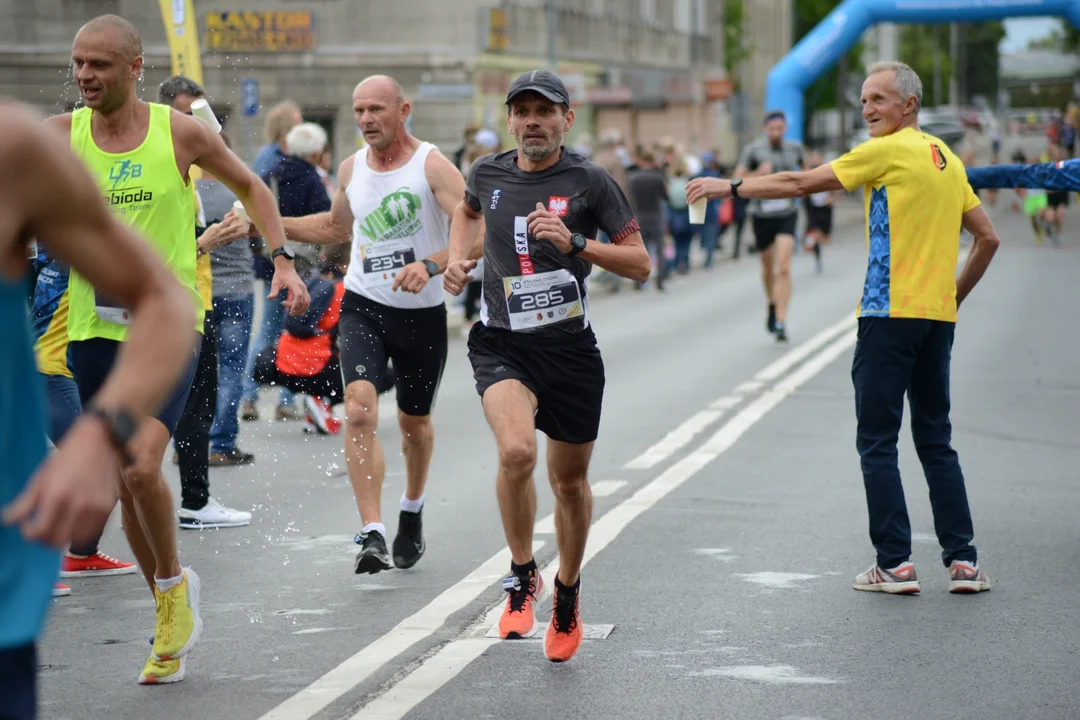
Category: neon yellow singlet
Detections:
[{"x1": 67, "y1": 103, "x2": 202, "y2": 341}]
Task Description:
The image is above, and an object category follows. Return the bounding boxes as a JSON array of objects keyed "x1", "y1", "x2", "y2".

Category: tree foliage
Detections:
[{"x1": 722, "y1": 0, "x2": 750, "y2": 86}]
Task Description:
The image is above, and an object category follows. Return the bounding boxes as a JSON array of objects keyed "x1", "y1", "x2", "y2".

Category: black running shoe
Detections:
[
  {"x1": 392, "y1": 508, "x2": 426, "y2": 569},
  {"x1": 767, "y1": 303, "x2": 777, "y2": 333},
  {"x1": 353, "y1": 530, "x2": 392, "y2": 574}
]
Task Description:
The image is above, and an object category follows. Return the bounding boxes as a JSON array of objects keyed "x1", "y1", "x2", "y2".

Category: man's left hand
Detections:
[
  {"x1": 268, "y1": 259, "x2": 310, "y2": 315},
  {"x1": 685, "y1": 177, "x2": 732, "y2": 205},
  {"x1": 527, "y1": 202, "x2": 572, "y2": 253},
  {"x1": 392, "y1": 261, "x2": 433, "y2": 294}
]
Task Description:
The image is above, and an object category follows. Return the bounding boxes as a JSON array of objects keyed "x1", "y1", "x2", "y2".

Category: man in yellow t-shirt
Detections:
[{"x1": 687, "y1": 61, "x2": 1001, "y2": 596}]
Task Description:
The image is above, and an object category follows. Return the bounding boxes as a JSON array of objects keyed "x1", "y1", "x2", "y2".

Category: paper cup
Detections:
[
  {"x1": 232, "y1": 200, "x2": 249, "y2": 225},
  {"x1": 190, "y1": 98, "x2": 222, "y2": 133},
  {"x1": 688, "y1": 197, "x2": 708, "y2": 225}
]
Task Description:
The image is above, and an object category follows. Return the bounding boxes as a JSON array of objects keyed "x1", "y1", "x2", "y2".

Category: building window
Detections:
[
  {"x1": 640, "y1": 0, "x2": 656, "y2": 25},
  {"x1": 674, "y1": 0, "x2": 691, "y2": 33}
]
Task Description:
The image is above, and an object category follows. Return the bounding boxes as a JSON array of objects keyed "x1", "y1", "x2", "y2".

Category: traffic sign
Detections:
[{"x1": 241, "y1": 78, "x2": 259, "y2": 117}]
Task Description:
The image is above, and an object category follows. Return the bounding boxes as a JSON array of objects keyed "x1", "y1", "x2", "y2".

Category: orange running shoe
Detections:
[
  {"x1": 498, "y1": 569, "x2": 543, "y2": 639},
  {"x1": 544, "y1": 577, "x2": 583, "y2": 662}
]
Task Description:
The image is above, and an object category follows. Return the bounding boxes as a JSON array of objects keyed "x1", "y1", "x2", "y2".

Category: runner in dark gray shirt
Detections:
[{"x1": 443, "y1": 69, "x2": 649, "y2": 665}]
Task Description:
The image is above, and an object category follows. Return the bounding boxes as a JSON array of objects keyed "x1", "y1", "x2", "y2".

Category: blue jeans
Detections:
[
  {"x1": 41, "y1": 373, "x2": 80, "y2": 446},
  {"x1": 41, "y1": 373, "x2": 101, "y2": 557},
  {"x1": 210, "y1": 294, "x2": 254, "y2": 453},
  {"x1": 851, "y1": 317, "x2": 977, "y2": 569},
  {"x1": 242, "y1": 286, "x2": 295, "y2": 407}
]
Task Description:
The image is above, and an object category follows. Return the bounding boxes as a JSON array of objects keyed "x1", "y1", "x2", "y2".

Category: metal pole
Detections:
[
  {"x1": 949, "y1": 22, "x2": 959, "y2": 106},
  {"x1": 547, "y1": 0, "x2": 557, "y2": 70}
]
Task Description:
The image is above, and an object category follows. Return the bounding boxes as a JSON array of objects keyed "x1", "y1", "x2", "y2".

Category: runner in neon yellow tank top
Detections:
[{"x1": 46, "y1": 13, "x2": 309, "y2": 686}]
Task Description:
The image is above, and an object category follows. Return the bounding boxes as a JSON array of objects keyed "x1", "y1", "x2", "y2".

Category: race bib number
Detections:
[
  {"x1": 503, "y1": 269, "x2": 582, "y2": 331},
  {"x1": 95, "y1": 289, "x2": 132, "y2": 326},
  {"x1": 360, "y1": 240, "x2": 416, "y2": 289},
  {"x1": 760, "y1": 198, "x2": 794, "y2": 214},
  {"x1": 810, "y1": 192, "x2": 830, "y2": 207}
]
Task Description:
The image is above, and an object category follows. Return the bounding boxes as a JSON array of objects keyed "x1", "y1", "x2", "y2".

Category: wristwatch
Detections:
[
  {"x1": 730, "y1": 177, "x2": 743, "y2": 199},
  {"x1": 422, "y1": 259, "x2": 439, "y2": 277},
  {"x1": 271, "y1": 246, "x2": 296, "y2": 262},
  {"x1": 568, "y1": 233, "x2": 587, "y2": 257},
  {"x1": 84, "y1": 404, "x2": 138, "y2": 464}
]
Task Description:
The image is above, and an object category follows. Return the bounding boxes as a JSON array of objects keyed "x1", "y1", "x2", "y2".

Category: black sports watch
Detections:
[
  {"x1": 729, "y1": 177, "x2": 743, "y2": 199},
  {"x1": 422, "y1": 259, "x2": 439, "y2": 277},
  {"x1": 568, "y1": 233, "x2": 587, "y2": 256},
  {"x1": 271, "y1": 246, "x2": 296, "y2": 262},
  {"x1": 84, "y1": 404, "x2": 138, "y2": 464}
]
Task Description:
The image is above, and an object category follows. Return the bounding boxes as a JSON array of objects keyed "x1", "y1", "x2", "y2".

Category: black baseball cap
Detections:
[{"x1": 505, "y1": 70, "x2": 571, "y2": 108}]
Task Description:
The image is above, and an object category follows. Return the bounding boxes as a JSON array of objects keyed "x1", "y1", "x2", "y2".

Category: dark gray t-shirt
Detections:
[
  {"x1": 736, "y1": 138, "x2": 805, "y2": 218},
  {"x1": 627, "y1": 168, "x2": 668, "y2": 238},
  {"x1": 465, "y1": 148, "x2": 638, "y2": 337},
  {"x1": 196, "y1": 178, "x2": 254, "y2": 298}
]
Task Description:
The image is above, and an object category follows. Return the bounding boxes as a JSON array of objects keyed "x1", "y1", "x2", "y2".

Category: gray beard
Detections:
[{"x1": 519, "y1": 137, "x2": 560, "y2": 162}]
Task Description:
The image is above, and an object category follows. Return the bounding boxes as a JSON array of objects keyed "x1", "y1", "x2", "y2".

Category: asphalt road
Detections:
[{"x1": 37, "y1": 135, "x2": 1080, "y2": 720}]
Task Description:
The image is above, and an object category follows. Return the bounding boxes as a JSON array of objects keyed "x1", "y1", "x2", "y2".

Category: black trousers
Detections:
[{"x1": 174, "y1": 312, "x2": 218, "y2": 511}]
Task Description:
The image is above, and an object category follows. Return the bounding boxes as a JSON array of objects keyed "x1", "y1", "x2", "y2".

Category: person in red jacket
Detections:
[{"x1": 255, "y1": 244, "x2": 394, "y2": 434}]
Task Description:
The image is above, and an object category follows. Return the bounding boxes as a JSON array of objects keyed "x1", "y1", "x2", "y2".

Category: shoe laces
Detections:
[
  {"x1": 552, "y1": 586, "x2": 578, "y2": 634},
  {"x1": 92, "y1": 551, "x2": 123, "y2": 565},
  {"x1": 502, "y1": 572, "x2": 533, "y2": 614},
  {"x1": 155, "y1": 589, "x2": 176, "y2": 646}
]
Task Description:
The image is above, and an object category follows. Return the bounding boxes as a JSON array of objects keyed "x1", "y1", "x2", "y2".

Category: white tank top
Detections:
[{"x1": 344, "y1": 142, "x2": 448, "y2": 309}]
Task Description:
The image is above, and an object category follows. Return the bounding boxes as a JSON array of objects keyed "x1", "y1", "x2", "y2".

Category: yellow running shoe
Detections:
[
  {"x1": 152, "y1": 567, "x2": 202, "y2": 661},
  {"x1": 138, "y1": 653, "x2": 186, "y2": 685}
]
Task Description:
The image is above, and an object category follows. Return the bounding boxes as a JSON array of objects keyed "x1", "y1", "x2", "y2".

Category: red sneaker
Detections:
[
  {"x1": 544, "y1": 577, "x2": 583, "y2": 662},
  {"x1": 61, "y1": 551, "x2": 138, "y2": 578},
  {"x1": 53, "y1": 583, "x2": 71, "y2": 597}
]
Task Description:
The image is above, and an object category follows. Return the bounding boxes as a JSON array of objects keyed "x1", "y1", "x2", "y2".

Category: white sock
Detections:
[
  {"x1": 400, "y1": 495, "x2": 424, "y2": 514},
  {"x1": 362, "y1": 522, "x2": 386, "y2": 538},
  {"x1": 155, "y1": 570, "x2": 184, "y2": 592}
]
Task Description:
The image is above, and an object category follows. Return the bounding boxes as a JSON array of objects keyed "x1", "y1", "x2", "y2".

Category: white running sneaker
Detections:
[
  {"x1": 852, "y1": 561, "x2": 921, "y2": 594},
  {"x1": 948, "y1": 560, "x2": 991, "y2": 594},
  {"x1": 178, "y1": 498, "x2": 253, "y2": 529}
]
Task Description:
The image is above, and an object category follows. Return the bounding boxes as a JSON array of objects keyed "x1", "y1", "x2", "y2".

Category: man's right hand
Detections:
[
  {"x1": 443, "y1": 259, "x2": 477, "y2": 296},
  {"x1": 2, "y1": 417, "x2": 120, "y2": 548}
]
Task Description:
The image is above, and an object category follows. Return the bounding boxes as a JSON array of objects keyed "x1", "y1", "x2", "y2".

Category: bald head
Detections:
[
  {"x1": 76, "y1": 14, "x2": 143, "y2": 61},
  {"x1": 354, "y1": 75, "x2": 406, "y2": 107}
]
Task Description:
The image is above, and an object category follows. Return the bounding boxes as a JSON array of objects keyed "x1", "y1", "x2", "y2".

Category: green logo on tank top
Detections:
[{"x1": 358, "y1": 187, "x2": 422, "y2": 243}]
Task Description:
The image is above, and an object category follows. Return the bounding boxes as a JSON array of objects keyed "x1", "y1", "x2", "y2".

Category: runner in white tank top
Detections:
[
  {"x1": 344, "y1": 141, "x2": 449, "y2": 309},
  {"x1": 279, "y1": 75, "x2": 474, "y2": 576}
]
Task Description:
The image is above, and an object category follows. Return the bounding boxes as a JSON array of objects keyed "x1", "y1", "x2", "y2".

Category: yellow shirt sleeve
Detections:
[{"x1": 830, "y1": 138, "x2": 889, "y2": 192}]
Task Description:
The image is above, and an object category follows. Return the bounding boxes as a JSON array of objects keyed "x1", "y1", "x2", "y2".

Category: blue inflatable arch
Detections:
[{"x1": 767, "y1": 0, "x2": 1080, "y2": 143}]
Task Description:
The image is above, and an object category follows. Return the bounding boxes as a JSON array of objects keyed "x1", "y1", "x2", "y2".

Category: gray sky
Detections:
[{"x1": 1001, "y1": 16, "x2": 1062, "y2": 54}]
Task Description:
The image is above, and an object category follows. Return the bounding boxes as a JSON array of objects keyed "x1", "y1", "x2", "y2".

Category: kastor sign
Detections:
[{"x1": 204, "y1": 11, "x2": 316, "y2": 52}]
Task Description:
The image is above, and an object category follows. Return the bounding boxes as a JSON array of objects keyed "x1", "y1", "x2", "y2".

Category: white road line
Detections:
[
  {"x1": 623, "y1": 409, "x2": 724, "y2": 470},
  {"x1": 709, "y1": 395, "x2": 743, "y2": 411},
  {"x1": 755, "y1": 314, "x2": 857, "y2": 383},
  {"x1": 534, "y1": 481, "x2": 626, "y2": 534},
  {"x1": 354, "y1": 325, "x2": 860, "y2": 719},
  {"x1": 734, "y1": 380, "x2": 764, "y2": 394},
  {"x1": 257, "y1": 542, "x2": 545, "y2": 720},
  {"x1": 624, "y1": 314, "x2": 857, "y2": 471}
]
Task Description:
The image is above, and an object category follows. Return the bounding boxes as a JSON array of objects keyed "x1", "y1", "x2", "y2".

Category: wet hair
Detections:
[
  {"x1": 79, "y1": 14, "x2": 143, "y2": 61},
  {"x1": 158, "y1": 75, "x2": 205, "y2": 105}
]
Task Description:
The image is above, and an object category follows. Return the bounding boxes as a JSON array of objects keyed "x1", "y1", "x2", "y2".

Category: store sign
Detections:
[{"x1": 204, "y1": 11, "x2": 316, "y2": 53}]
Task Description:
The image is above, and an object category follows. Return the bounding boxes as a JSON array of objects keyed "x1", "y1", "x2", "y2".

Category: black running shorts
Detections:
[
  {"x1": 70, "y1": 337, "x2": 199, "y2": 436},
  {"x1": 806, "y1": 206, "x2": 833, "y2": 235},
  {"x1": 467, "y1": 322, "x2": 605, "y2": 445},
  {"x1": 338, "y1": 290, "x2": 447, "y2": 417},
  {"x1": 752, "y1": 214, "x2": 798, "y2": 251},
  {"x1": 1048, "y1": 190, "x2": 1069, "y2": 208}
]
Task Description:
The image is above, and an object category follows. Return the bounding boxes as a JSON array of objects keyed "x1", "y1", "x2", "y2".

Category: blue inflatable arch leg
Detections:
[{"x1": 766, "y1": 0, "x2": 1080, "y2": 143}]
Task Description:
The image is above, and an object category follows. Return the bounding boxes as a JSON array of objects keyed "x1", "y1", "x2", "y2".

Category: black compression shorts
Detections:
[{"x1": 338, "y1": 290, "x2": 447, "y2": 416}]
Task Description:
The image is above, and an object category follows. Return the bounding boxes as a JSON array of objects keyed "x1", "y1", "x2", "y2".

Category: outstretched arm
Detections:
[
  {"x1": 282, "y1": 155, "x2": 356, "y2": 245},
  {"x1": 966, "y1": 161, "x2": 1080, "y2": 191}
]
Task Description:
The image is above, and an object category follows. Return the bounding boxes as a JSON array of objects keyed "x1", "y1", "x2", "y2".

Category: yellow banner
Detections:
[{"x1": 158, "y1": 0, "x2": 203, "y2": 84}]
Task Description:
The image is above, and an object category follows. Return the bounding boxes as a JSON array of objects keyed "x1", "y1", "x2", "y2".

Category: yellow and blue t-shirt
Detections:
[
  {"x1": 31, "y1": 245, "x2": 73, "y2": 378},
  {"x1": 832, "y1": 127, "x2": 980, "y2": 323}
]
